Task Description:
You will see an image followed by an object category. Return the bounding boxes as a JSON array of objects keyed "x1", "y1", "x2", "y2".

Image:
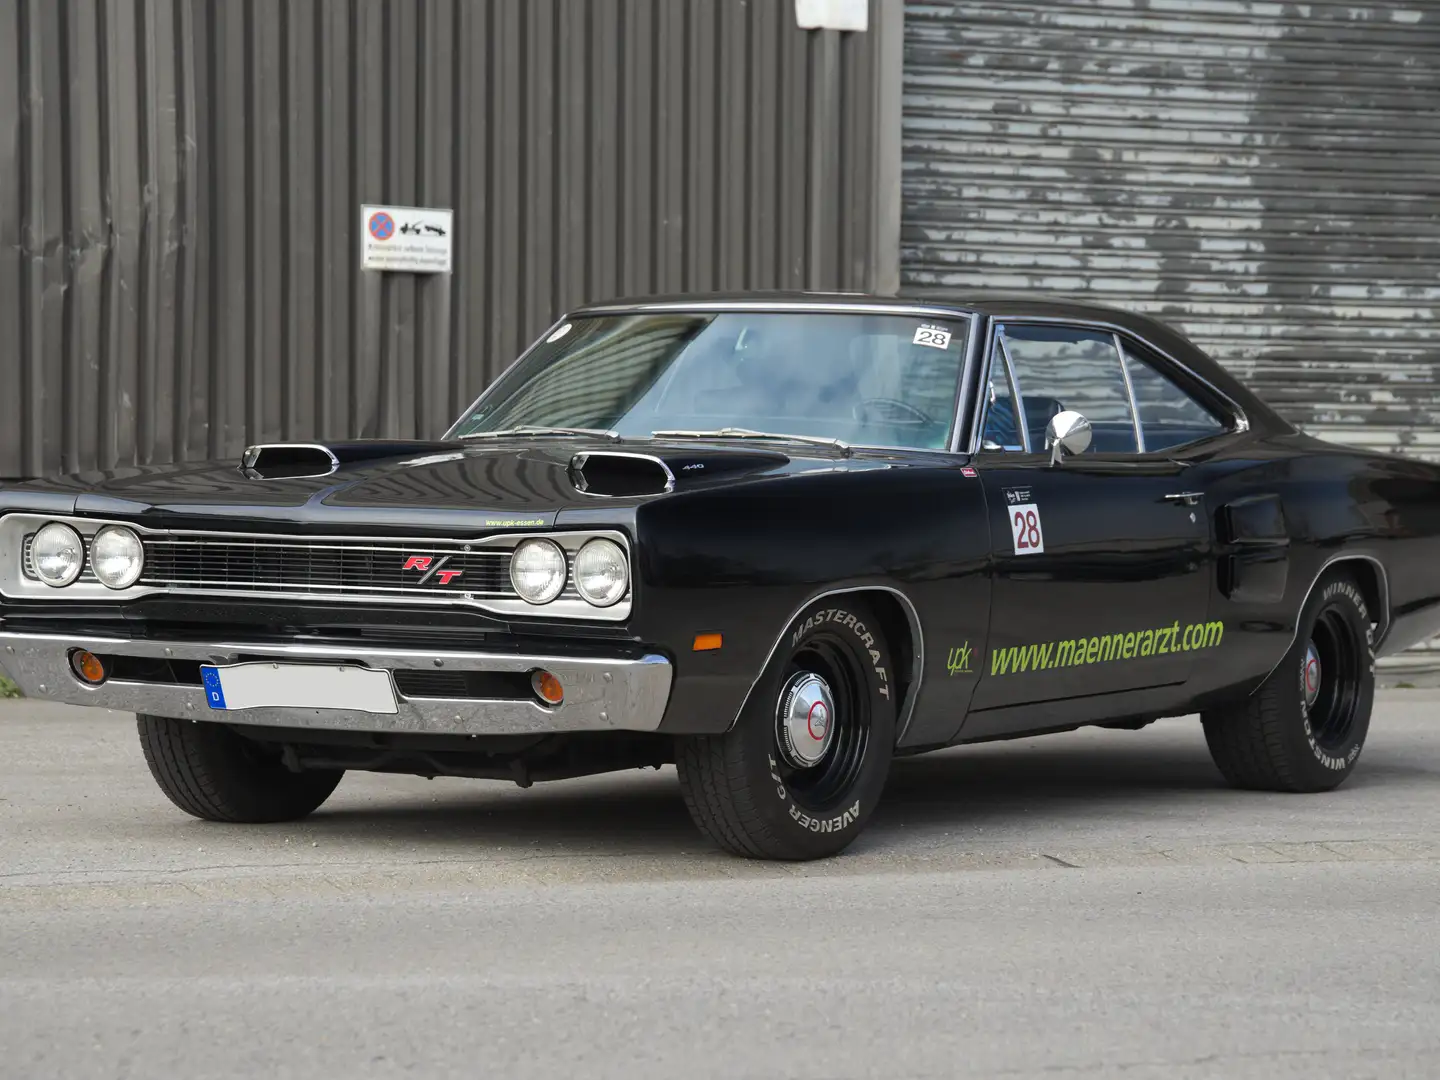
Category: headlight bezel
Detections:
[
  {"x1": 572, "y1": 537, "x2": 629, "y2": 607},
  {"x1": 31, "y1": 522, "x2": 86, "y2": 588},
  {"x1": 508, "y1": 537, "x2": 569, "y2": 605},
  {"x1": 90, "y1": 525, "x2": 146, "y2": 590}
]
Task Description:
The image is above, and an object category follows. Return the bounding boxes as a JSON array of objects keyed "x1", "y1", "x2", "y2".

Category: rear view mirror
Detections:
[{"x1": 1045, "y1": 410, "x2": 1092, "y2": 466}]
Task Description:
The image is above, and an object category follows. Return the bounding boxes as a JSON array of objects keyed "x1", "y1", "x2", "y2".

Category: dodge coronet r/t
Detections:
[{"x1": 3, "y1": 292, "x2": 1437, "y2": 860}]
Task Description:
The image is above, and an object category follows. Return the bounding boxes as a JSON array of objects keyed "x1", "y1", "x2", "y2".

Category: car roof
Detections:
[{"x1": 575, "y1": 289, "x2": 1181, "y2": 341}]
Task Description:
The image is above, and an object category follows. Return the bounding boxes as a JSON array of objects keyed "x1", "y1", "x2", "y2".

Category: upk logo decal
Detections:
[{"x1": 947, "y1": 642, "x2": 974, "y2": 676}]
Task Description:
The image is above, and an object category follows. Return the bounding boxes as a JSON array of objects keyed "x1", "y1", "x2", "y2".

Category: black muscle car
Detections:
[{"x1": 4, "y1": 293, "x2": 1439, "y2": 860}]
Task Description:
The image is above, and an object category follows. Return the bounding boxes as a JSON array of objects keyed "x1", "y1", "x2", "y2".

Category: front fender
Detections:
[{"x1": 629, "y1": 465, "x2": 991, "y2": 745}]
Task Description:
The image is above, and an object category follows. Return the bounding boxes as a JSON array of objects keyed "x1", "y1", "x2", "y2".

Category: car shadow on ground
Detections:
[{"x1": 282, "y1": 724, "x2": 1422, "y2": 858}]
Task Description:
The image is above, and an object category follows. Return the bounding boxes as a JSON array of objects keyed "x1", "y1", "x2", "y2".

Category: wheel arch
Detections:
[
  {"x1": 1254, "y1": 553, "x2": 1390, "y2": 692},
  {"x1": 728, "y1": 585, "x2": 925, "y2": 745}
]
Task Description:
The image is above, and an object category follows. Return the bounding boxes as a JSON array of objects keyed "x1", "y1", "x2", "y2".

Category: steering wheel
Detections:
[{"x1": 853, "y1": 397, "x2": 936, "y2": 426}]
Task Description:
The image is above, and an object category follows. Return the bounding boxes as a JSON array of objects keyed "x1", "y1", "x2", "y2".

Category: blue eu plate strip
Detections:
[{"x1": 200, "y1": 665, "x2": 227, "y2": 710}]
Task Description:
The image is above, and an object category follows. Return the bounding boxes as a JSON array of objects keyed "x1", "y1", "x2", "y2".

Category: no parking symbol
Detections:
[{"x1": 368, "y1": 211, "x2": 396, "y2": 241}]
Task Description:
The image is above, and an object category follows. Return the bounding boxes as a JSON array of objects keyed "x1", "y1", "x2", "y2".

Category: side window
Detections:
[
  {"x1": 1119, "y1": 340, "x2": 1228, "y2": 451},
  {"x1": 999, "y1": 325, "x2": 1138, "y2": 454}
]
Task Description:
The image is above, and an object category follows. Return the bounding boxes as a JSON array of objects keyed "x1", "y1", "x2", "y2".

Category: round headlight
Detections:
[
  {"x1": 509, "y1": 538, "x2": 567, "y2": 604},
  {"x1": 573, "y1": 538, "x2": 628, "y2": 607},
  {"x1": 31, "y1": 523, "x2": 85, "y2": 587},
  {"x1": 91, "y1": 525, "x2": 145, "y2": 589}
]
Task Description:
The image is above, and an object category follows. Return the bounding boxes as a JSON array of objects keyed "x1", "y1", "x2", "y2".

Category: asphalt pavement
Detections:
[{"x1": 1, "y1": 694, "x2": 1437, "y2": 1079}]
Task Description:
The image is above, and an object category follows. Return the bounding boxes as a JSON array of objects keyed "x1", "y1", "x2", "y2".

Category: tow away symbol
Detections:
[{"x1": 402, "y1": 554, "x2": 464, "y2": 586}]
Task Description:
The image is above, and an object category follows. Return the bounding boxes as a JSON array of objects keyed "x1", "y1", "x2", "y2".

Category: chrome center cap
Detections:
[
  {"x1": 1302, "y1": 642, "x2": 1322, "y2": 709},
  {"x1": 776, "y1": 671, "x2": 836, "y2": 769}
]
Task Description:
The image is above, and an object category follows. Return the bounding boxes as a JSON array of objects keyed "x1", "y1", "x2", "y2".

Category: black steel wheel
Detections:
[
  {"x1": 1202, "y1": 570, "x2": 1375, "y2": 792},
  {"x1": 675, "y1": 596, "x2": 897, "y2": 860}
]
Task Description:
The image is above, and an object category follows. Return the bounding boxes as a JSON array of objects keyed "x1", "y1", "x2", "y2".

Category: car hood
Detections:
[{"x1": 0, "y1": 437, "x2": 842, "y2": 532}]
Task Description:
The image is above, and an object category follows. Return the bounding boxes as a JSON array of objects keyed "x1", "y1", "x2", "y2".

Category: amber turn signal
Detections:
[
  {"x1": 531, "y1": 669, "x2": 565, "y2": 705},
  {"x1": 692, "y1": 633, "x2": 723, "y2": 652},
  {"x1": 70, "y1": 649, "x2": 107, "y2": 685}
]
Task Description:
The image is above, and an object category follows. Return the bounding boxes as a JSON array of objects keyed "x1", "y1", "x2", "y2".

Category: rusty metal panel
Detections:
[
  {"x1": 0, "y1": 0, "x2": 893, "y2": 478},
  {"x1": 901, "y1": 0, "x2": 1440, "y2": 459}
]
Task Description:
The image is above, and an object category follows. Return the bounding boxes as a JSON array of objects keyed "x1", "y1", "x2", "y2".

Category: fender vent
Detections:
[
  {"x1": 570, "y1": 452, "x2": 675, "y2": 497},
  {"x1": 240, "y1": 443, "x2": 339, "y2": 479}
]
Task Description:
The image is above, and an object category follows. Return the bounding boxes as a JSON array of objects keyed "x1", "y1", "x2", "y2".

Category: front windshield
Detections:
[{"x1": 447, "y1": 310, "x2": 973, "y2": 451}]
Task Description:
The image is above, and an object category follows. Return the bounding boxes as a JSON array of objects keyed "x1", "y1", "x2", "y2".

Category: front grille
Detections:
[
  {"x1": 140, "y1": 538, "x2": 518, "y2": 598},
  {"x1": 24, "y1": 534, "x2": 588, "y2": 602}
]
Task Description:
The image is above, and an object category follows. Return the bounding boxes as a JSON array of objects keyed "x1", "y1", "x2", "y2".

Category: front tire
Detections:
[
  {"x1": 675, "y1": 597, "x2": 897, "y2": 860},
  {"x1": 137, "y1": 714, "x2": 344, "y2": 823},
  {"x1": 1202, "y1": 570, "x2": 1375, "y2": 792}
]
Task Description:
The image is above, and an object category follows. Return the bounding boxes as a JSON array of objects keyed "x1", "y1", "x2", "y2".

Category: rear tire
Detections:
[
  {"x1": 675, "y1": 597, "x2": 897, "y2": 860},
  {"x1": 137, "y1": 714, "x2": 343, "y2": 823},
  {"x1": 1201, "y1": 570, "x2": 1375, "y2": 792}
]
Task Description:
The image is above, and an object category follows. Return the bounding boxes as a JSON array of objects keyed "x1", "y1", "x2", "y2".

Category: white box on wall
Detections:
[{"x1": 795, "y1": 0, "x2": 869, "y2": 32}]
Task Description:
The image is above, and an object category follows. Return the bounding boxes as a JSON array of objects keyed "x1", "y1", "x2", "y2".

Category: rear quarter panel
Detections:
[{"x1": 1190, "y1": 433, "x2": 1440, "y2": 705}]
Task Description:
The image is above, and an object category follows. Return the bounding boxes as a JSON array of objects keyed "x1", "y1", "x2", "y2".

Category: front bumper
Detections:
[{"x1": 0, "y1": 631, "x2": 673, "y2": 736}]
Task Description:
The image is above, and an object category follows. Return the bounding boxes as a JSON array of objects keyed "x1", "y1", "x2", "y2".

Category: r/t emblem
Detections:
[{"x1": 402, "y1": 554, "x2": 465, "y2": 586}]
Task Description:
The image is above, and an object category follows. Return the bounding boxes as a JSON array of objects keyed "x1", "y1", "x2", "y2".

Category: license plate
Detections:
[{"x1": 199, "y1": 663, "x2": 398, "y2": 714}]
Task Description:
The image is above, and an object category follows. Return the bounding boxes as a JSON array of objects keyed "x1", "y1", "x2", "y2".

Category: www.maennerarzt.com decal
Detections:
[{"x1": 988, "y1": 619, "x2": 1224, "y2": 676}]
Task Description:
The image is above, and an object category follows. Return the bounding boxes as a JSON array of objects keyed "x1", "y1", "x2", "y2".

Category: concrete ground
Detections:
[{"x1": 1, "y1": 694, "x2": 1437, "y2": 1080}]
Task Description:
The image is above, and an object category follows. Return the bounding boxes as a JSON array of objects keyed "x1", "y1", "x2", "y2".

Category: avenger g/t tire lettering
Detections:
[
  {"x1": 138, "y1": 714, "x2": 344, "y2": 823},
  {"x1": 675, "y1": 597, "x2": 896, "y2": 860},
  {"x1": 1201, "y1": 570, "x2": 1374, "y2": 793}
]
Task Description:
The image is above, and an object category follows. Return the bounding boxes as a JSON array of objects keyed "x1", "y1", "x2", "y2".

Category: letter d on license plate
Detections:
[{"x1": 200, "y1": 663, "x2": 399, "y2": 714}]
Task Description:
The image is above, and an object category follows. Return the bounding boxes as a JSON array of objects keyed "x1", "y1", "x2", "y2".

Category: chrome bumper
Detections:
[{"x1": 0, "y1": 632, "x2": 673, "y2": 736}]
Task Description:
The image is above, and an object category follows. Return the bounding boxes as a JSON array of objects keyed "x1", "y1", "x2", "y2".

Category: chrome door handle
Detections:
[{"x1": 1163, "y1": 492, "x2": 1203, "y2": 506}]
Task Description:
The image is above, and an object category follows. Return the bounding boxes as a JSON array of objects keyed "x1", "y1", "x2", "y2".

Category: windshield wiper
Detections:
[
  {"x1": 651, "y1": 427, "x2": 852, "y2": 456},
  {"x1": 458, "y1": 425, "x2": 621, "y2": 441}
]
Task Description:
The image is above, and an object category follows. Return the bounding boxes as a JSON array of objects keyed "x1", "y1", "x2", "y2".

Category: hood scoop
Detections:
[
  {"x1": 570, "y1": 452, "x2": 676, "y2": 497},
  {"x1": 240, "y1": 439, "x2": 457, "y2": 479},
  {"x1": 569, "y1": 447, "x2": 790, "y2": 496}
]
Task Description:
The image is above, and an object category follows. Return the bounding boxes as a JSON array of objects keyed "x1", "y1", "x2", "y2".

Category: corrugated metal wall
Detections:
[
  {"x1": 901, "y1": 0, "x2": 1440, "y2": 459},
  {"x1": 0, "y1": 0, "x2": 891, "y2": 479}
]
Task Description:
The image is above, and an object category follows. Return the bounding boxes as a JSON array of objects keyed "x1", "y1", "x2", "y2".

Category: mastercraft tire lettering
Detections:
[{"x1": 675, "y1": 597, "x2": 898, "y2": 860}]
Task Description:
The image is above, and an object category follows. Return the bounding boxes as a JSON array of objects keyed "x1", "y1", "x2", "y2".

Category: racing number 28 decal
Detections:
[{"x1": 1009, "y1": 502, "x2": 1045, "y2": 554}]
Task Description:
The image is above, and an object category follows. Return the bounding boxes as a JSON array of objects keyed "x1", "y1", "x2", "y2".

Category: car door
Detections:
[{"x1": 967, "y1": 321, "x2": 1219, "y2": 711}]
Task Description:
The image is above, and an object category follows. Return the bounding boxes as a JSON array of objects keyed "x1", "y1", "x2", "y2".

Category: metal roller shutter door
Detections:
[
  {"x1": 900, "y1": 0, "x2": 1440, "y2": 670},
  {"x1": 901, "y1": 0, "x2": 1440, "y2": 456}
]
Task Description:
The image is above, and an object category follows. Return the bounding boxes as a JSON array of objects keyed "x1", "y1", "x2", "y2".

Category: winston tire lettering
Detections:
[{"x1": 989, "y1": 620, "x2": 1224, "y2": 677}]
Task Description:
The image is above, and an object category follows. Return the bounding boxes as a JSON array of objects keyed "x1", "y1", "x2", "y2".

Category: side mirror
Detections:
[{"x1": 1045, "y1": 410, "x2": 1092, "y2": 466}]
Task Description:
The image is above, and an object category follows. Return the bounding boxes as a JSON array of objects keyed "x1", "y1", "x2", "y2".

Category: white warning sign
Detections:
[{"x1": 361, "y1": 204, "x2": 453, "y2": 274}]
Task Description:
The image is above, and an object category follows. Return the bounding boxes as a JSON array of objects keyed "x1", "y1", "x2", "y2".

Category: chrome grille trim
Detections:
[{"x1": 2, "y1": 514, "x2": 629, "y2": 622}]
